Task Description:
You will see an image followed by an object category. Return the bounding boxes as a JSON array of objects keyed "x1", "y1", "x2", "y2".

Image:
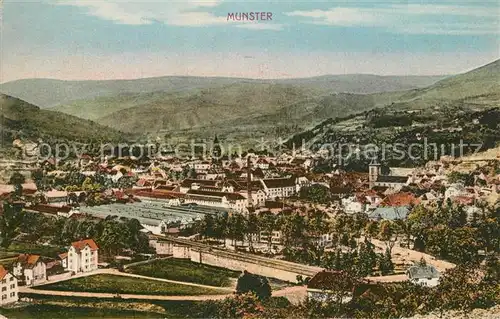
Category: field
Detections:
[
  {"x1": 0, "y1": 304, "x2": 164, "y2": 319},
  {"x1": 34, "y1": 274, "x2": 228, "y2": 296},
  {"x1": 0, "y1": 295, "x2": 203, "y2": 319},
  {"x1": 0, "y1": 241, "x2": 66, "y2": 267},
  {"x1": 126, "y1": 258, "x2": 241, "y2": 287},
  {"x1": 3, "y1": 241, "x2": 66, "y2": 257}
]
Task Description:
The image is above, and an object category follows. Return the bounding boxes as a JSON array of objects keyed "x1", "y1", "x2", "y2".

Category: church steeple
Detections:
[
  {"x1": 369, "y1": 158, "x2": 381, "y2": 188},
  {"x1": 212, "y1": 135, "x2": 222, "y2": 161}
]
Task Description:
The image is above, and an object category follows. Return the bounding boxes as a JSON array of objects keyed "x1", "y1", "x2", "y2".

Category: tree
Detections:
[
  {"x1": 299, "y1": 184, "x2": 331, "y2": 204},
  {"x1": 281, "y1": 213, "x2": 307, "y2": 249},
  {"x1": 246, "y1": 212, "x2": 260, "y2": 251},
  {"x1": 98, "y1": 220, "x2": 130, "y2": 256},
  {"x1": 316, "y1": 270, "x2": 362, "y2": 312},
  {"x1": 259, "y1": 213, "x2": 277, "y2": 252},
  {"x1": 435, "y1": 265, "x2": 496, "y2": 314},
  {"x1": 364, "y1": 220, "x2": 379, "y2": 242},
  {"x1": 378, "y1": 220, "x2": 398, "y2": 254},
  {"x1": 357, "y1": 240, "x2": 377, "y2": 276},
  {"x1": 379, "y1": 248, "x2": 394, "y2": 275},
  {"x1": 213, "y1": 213, "x2": 228, "y2": 244},
  {"x1": 228, "y1": 213, "x2": 248, "y2": 247},
  {"x1": 0, "y1": 201, "x2": 25, "y2": 248},
  {"x1": 200, "y1": 214, "x2": 216, "y2": 239},
  {"x1": 235, "y1": 271, "x2": 272, "y2": 300},
  {"x1": 8, "y1": 172, "x2": 25, "y2": 186}
]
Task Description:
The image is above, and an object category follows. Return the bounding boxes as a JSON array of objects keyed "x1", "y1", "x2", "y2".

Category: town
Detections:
[
  {"x1": 0, "y1": 137, "x2": 498, "y2": 318},
  {"x1": 0, "y1": 1, "x2": 499, "y2": 318}
]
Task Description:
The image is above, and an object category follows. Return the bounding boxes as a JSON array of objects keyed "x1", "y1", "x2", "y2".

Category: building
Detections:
[
  {"x1": 0, "y1": 265, "x2": 18, "y2": 305},
  {"x1": 307, "y1": 270, "x2": 354, "y2": 303},
  {"x1": 185, "y1": 189, "x2": 248, "y2": 213},
  {"x1": 12, "y1": 254, "x2": 47, "y2": 286},
  {"x1": 260, "y1": 177, "x2": 297, "y2": 200},
  {"x1": 406, "y1": 264, "x2": 440, "y2": 287},
  {"x1": 369, "y1": 160, "x2": 410, "y2": 188},
  {"x1": 259, "y1": 230, "x2": 282, "y2": 245},
  {"x1": 367, "y1": 206, "x2": 410, "y2": 221},
  {"x1": 66, "y1": 239, "x2": 99, "y2": 274}
]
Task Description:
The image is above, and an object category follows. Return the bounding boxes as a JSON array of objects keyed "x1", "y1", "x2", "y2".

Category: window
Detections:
[
  {"x1": 2, "y1": 287, "x2": 6, "y2": 292},
  {"x1": 2, "y1": 294, "x2": 6, "y2": 300},
  {"x1": 10, "y1": 292, "x2": 15, "y2": 297},
  {"x1": 1, "y1": 279, "x2": 5, "y2": 284},
  {"x1": 10, "y1": 284, "x2": 15, "y2": 289},
  {"x1": 9, "y1": 277, "x2": 14, "y2": 282}
]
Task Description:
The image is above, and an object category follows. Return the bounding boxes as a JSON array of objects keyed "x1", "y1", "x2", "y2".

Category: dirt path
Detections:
[
  {"x1": 369, "y1": 238, "x2": 455, "y2": 272},
  {"x1": 19, "y1": 286, "x2": 231, "y2": 301},
  {"x1": 102, "y1": 268, "x2": 235, "y2": 292}
]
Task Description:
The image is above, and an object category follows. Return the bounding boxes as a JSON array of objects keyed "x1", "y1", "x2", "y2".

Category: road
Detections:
[
  {"x1": 369, "y1": 238, "x2": 455, "y2": 272},
  {"x1": 24, "y1": 267, "x2": 305, "y2": 302}
]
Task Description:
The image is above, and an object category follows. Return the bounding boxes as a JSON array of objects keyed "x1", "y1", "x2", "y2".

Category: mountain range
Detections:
[
  {"x1": 0, "y1": 59, "x2": 498, "y2": 149},
  {"x1": 0, "y1": 74, "x2": 445, "y2": 109}
]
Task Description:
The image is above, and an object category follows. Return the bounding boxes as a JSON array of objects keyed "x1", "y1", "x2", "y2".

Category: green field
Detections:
[
  {"x1": 0, "y1": 295, "x2": 206, "y2": 319},
  {"x1": 127, "y1": 258, "x2": 241, "y2": 287},
  {"x1": 3, "y1": 241, "x2": 66, "y2": 257},
  {"x1": 0, "y1": 304, "x2": 164, "y2": 319},
  {"x1": 34, "y1": 274, "x2": 228, "y2": 296}
]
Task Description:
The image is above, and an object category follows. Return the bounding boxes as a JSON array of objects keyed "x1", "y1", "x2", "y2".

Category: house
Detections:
[
  {"x1": 260, "y1": 177, "x2": 297, "y2": 200},
  {"x1": 12, "y1": 254, "x2": 47, "y2": 286},
  {"x1": 0, "y1": 265, "x2": 18, "y2": 305},
  {"x1": 185, "y1": 189, "x2": 248, "y2": 213},
  {"x1": 44, "y1": 190, "x2": 69, "y2": 206},
  {"x1": 196, "y1": 161, "x2": 212, "y2": 171},
  {"x1": 58, "y1": 252, "x2": 68, "y2": 269},
  {"x1": 66, "y1": 239, "x2": 99, "y2": 274},
  {"x1": 259, "y1": 230, "x2": 282, "y2": 245},
  {"x1": 307, "y1": 270, "x2": 355, "y2": 303},
  {"x1": 341, "y1": 196, "x2": 366, "y2": 214},
  {"x1": 256, "y1": 158, "x2": 270, "y2": 170},
  {"x1": 140, "y1": 219, "x2": 168, "y2": 235},
  {"x1": 179, "y1": 179, "x2": 218, "y2": 193},
  {"x1": 406, "y1": 264, "x2": 440, "y2": 287},
  {"x1": 367, "y1": 206, "x2": 410, "y2": 221}
]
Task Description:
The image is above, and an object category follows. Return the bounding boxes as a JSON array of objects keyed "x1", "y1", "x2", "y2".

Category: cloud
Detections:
[
  {"x1": 286, "y1": 4, "x2": 499, "y2": 35},
  {"x1": 56, "y1": 0, "x2": 228, "y2": 26},
  {"x1": 236, "y1": 23, "x2": 284, "y2": 31}
]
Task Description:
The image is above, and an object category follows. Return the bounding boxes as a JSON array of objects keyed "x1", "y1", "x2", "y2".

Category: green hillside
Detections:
[
  {"x1": 396, "y1": 59, "x2": 500, "y2": 108},
  {"x1": 0, "y1": 94, "x2": 125, "y2": 144},
  {"x1": 285, "y1": 59, "x2": 500, "y2": 166}
]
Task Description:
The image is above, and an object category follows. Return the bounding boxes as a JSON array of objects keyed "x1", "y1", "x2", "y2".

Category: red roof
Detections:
[
  {"x1": 71, "y1": 239, "x2": 99, "y2": 251},
  {"x1": 0, "y1": 266, "x2": 9, "y2": 280},
  {"x1": 380, "y1": 192, "x2": 420, "y2": 207},
  {"x1": 15, "y1": 254, "x2": 42, "y2": 268},
  {"x1": 31, "y1": 204, "x2": 71, "y2": 214},
  {"x1": 58, "y1": 252, "x2": 68, "y2": 260},
  {"x1": 135, "y1": 191, "x2": 185, "y2": 199}
]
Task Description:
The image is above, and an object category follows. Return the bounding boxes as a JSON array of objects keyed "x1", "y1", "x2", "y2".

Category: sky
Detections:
[{"x1": 1, "y1": 0, "x2": 499, "y2": 82}]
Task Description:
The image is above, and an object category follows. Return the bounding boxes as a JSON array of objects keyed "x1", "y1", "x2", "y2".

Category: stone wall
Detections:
[{"x1": 156, "y1": 236, "x2": 322, "y2": 283}]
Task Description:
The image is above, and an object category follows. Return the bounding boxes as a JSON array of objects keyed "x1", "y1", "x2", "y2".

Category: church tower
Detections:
[{"x1": 369, "y1": 158, "x2": 381, "y2": 188}]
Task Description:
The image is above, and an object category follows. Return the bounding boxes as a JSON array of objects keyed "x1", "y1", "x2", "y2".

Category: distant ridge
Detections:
[{"x1": 0, "y1": 74, "x2": 445, "y2": 108}]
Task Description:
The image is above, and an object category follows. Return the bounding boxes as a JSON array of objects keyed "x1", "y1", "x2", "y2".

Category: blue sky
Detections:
[{"x1": 1, "y1": 0, "x2": 499, "y2": 82}]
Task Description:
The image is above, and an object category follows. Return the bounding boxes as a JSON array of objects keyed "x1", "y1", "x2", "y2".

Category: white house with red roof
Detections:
[
  {"x1": 12, "y1": 254, "x2": 47, "y2": 286},
  {"x1": 66, "y1": 239, "x2": 99, "y2": 274},
  {"x1": 0, "y1": 265, "x2": 18, "y2": 305}
]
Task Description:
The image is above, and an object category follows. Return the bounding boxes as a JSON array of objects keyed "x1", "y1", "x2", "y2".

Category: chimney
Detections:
[{"x1": 247, "y1": 156, "x2": 253, "y2": 208}]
